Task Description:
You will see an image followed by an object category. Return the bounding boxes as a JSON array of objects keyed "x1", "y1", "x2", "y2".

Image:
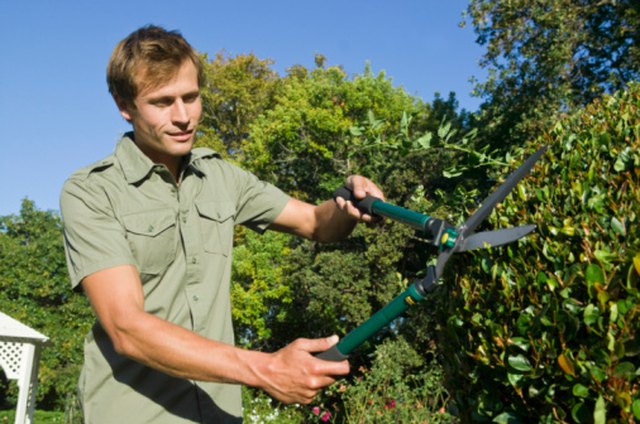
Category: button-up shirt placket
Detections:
[{"x1": 177, "y1": 164, "x2": 207, "y2": 334}]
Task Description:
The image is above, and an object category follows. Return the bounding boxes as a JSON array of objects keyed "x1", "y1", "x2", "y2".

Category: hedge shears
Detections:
[{"x1": 317, "y1": 146, "x2": 547, "y2": 361}]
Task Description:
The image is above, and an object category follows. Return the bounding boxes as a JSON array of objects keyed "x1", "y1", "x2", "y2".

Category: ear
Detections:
[{"x1": 114, "y1": 95, "x2": 134, "y2": 122}]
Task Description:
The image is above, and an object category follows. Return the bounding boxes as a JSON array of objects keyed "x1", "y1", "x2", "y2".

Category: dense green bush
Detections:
[
  {"x1": 241, "y1": 338, "x2": 456, "y2": 423},
  {"x1": 439, "y1": 83, "x2": 640, "y2": 422}
]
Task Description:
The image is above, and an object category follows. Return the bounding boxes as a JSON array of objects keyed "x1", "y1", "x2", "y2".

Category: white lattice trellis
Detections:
[{"x1": 0, "y1": 312, "x2": 49, "y2": 424}]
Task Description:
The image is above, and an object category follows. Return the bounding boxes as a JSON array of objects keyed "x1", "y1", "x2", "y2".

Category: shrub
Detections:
[
  {"x1": 241, "y1": 338, "x2": 457, "y2": 423},
  {"x1": 438, "y1": 83, "x2": 640, "y2": 422},
  {"x1": 341, "y1": 338, "x2": 456, "y2": 423}
]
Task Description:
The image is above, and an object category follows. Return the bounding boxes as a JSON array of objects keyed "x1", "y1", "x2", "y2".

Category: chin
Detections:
[
  {"x1": 166, "y1": 137, "x2": 194, "y2": 153},
  {"x1": 173, "y1": 143, "x2": 193, "y2": 156}
]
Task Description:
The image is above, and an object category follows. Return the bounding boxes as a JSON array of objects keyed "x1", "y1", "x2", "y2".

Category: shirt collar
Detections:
[
  {"x1": 114, "y1": 132, "x2": 219, "y2": 184},
  {"x1": 115, "y1": 133, "x2": 156, "y2": 184}
]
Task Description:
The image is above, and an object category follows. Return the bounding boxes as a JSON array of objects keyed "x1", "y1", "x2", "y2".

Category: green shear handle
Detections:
[
  {"x1": 333, "y1": 186, "x2": 455, "y2": 248},
  {"x1": 317, "y1": 146, "x2": 547, "y2": 362}
]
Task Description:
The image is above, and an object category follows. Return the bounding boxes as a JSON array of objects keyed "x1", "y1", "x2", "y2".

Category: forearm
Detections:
[
  {"x1": 270, "y1": 175, "x2": 383, "y2": 242},
  {"x1": 109, "y1": 311, "x2": 347, "y2": 404},
  {"x1": 83, "y1": 266, "x2": 348, "y2": 404},
  {"x1": 111, "y1": 310, "x2": 267, "y2": 387},
  {"x1": 310, "y1": 199, "x2": 358, "y2": 243}
]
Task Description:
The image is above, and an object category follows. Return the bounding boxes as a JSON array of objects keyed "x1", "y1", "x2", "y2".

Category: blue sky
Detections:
[{"x1": 0, "y1": 0, "x2": 485, "y2": 216}]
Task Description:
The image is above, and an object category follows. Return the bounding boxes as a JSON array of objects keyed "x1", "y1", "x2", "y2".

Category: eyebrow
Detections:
[{"x1": 147, "y1": 90, "x2": 200, "y2": 104}]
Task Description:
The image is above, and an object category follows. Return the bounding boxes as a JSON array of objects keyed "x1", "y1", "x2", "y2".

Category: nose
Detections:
[{"x1": 171, "y1": 100, "x2": 189, "y2": 126}]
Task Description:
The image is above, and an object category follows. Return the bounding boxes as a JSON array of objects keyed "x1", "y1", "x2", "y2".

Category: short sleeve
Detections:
[
  {"x1": 209, "y1": 161, "x2": 290, "y2": 233},
  {"x1": 60, "y1": 177, "x2": 135, "y2": 288}
]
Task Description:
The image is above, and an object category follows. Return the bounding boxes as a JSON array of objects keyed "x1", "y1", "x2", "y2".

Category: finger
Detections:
[
  {"x1": 316, "y1": 360, "x2": 350, "y2": 378},
  {"x1": 294, "y1": 335, "x2": 339, "y2": 353},
  {"x1": 345, "y1": 176, "x2": 385, "y2": 201},
  {"x1": 344, "y1": 201, "x2": 363, "y2": 218},
  {"x1": 347, "y1": 176, "x2": 367, "y2": 199}
]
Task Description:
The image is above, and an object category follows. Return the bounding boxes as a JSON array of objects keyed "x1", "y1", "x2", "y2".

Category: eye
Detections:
[
  {"x1": 150, "y1": 97, "x2": 174, "y2": 107},
  {"x1": 183, "y1": 92, "x2": 200, "y2": 103}
]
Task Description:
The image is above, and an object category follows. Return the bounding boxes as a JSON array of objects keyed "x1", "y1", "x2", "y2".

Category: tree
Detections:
[
  {"x1": 211, "y1": 58, "x2": 485, "y2": 361},
  {"x1": 196, "y1": 53, "x2": 480, "y2": 420},
  {"x1": 0, "y1": 200, "x2": 92, "y2": 410},
  {"x1": 197, "y1": 52, "x2": 281, "y2": 160},
  {"x1": 467, "y1": 0, "x2": 640, "y2": 147}
]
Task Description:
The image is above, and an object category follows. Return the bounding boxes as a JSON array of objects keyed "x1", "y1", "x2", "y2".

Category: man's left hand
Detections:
[{"x1": 334, "y1": 175, "x2": 385, "y2": 223}]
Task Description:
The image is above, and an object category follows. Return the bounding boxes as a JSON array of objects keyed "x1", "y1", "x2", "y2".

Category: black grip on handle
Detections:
[
  {"x1": 332, "y1": 186, "x2": 379, "y2": 216},
  {"x1": 315, "y1": 344, "x2": 349, "y2": 362}
]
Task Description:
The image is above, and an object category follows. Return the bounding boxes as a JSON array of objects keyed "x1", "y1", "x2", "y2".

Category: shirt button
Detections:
[
  {"x1": 182, "y1": 216, "x2": 187, "y2": 223},
  {"x1": 192, "y1": 295, "x2": 199, "y2": 302},
  {"x1": 191, "y1": 257, "x2": 197, "y2": 264}
]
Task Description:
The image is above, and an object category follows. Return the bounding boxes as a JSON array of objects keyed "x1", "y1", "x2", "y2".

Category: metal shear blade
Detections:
[
  {"x1": 458, "y1": 225, "x2": 537, "y2": 252},
  {"x1": 431, "y1": 145, "x2": 547, "y2": 281}
]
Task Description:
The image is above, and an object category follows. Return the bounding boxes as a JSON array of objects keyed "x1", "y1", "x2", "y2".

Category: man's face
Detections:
[{"x1": 118, "y1": 60, "x2": 202, "y2": 169}]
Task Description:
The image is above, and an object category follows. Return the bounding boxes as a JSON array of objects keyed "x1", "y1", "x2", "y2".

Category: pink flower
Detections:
[
  {"x1": 387, "y1": 399, "x2": 396, "y2": 409},
  {"x1": 312, "y1": 406, "x2": 320, "y2": 415},
  {"x1": 321, "y1": 411, "x2": 332, "y2": 422}
]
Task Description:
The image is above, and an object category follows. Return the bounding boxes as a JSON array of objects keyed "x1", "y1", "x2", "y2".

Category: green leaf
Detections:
[
  {"x1": 610, "y1": 217, "x2": 626, "y2": 236},
  {"x1": 572, "y1": 383, "x2": 589, "y2": 398},
  {"x1": 415, "y1": 132, "x2": 432, "y2": 149},
  {"x1": 349, "y1": 126, "x2": 363, "y2": 136},
  {"x1": 437, "y1": 121, "x2": 452, "y2": 139},
  {"x1": 482, "y1": 257, "x2": 493, "y2": 274},
  {"x1": 594, "y1": 248, "x2": 616, "y2": 266},
  {"x1": 585, "y1": 264, "x2": 604, "y2": 286},
  {"x1": 443, "y1": 167, "x2": 463, "y2": 178},
  {"x1": 508, "y1": 354, "x2": 533, "y2": 372},
  {"x1": 593, "y1": 395, "x2": 606, "y2": 424},
  {"x1": 632, "y1": 399, "x2": 640, "y2": 419},
  {"x1": 507, "y1": 372, "x2": 524, "y2": 386},
  {"x1": 583, "y1": 304, "x2": 600, "y2": 325},
  {"x1": 613, "y1": 362, "x2": 636, "y2": 381},
  {"x1": 509, "y1": 337, "x2": 529, "y2": 351},
  {"x1": 400, "y1": 111, "x2": 409, "y2": 133},
  {"x1": 571, "y1": 402, "x2": 590, "y2": 423},
  {"x1": 516, "y1": 313, "x2": 531, "y2": 335},
  {"x1": 492, "y1": 411, "x2": 521, "y2": 424}
]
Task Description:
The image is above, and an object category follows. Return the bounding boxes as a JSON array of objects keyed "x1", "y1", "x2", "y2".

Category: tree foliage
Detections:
[
  {"x1": 0, "y1": 200, "x2": 92, "y2": 410},
  {"x1": 198, "y1": 52, "x2": 281, "y2": 160},
  {"x1": 468, "y1": 0, "x2": 640, "y2": 146},
  {"x1": 198, "y1": 53, "x2": 481, "y2": 421}
]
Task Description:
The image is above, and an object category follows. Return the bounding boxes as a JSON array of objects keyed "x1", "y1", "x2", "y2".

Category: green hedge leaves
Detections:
[{"x1": 439, "y1": 83, "x2": 640, "y2": 422}]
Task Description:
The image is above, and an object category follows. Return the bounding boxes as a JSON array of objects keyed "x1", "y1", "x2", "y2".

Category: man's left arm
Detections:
[{"x1": 269, "y1": 175, "x2": 384, "y2": 242}]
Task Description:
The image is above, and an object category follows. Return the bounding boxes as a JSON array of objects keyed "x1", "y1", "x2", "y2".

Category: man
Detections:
[{"x1": 60, "y1": 25, "x2": 384, "y2": 423}]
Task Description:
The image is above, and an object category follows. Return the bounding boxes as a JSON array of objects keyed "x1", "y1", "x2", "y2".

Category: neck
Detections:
[{"x1": 131, "y1": 137, "x2": 184, "y2": 182}]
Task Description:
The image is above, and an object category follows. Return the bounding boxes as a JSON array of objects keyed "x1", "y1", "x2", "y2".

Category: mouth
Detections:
[{"x1": 167, "y1": 129, "x2": 194, "y2": 142}]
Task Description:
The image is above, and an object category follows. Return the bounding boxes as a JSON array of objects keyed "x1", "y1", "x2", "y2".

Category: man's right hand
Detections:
[
  {"x1": 255, "y1": 335, "x2": 349, "y2": 404},
  {"x1": 82, "y1": 264, "x2": 348, "y2": 404}
]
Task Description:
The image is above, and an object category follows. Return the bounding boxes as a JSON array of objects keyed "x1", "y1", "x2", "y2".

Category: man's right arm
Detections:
[{"x1": 82, "y1": 264, "x2": 349, "y2": 404}]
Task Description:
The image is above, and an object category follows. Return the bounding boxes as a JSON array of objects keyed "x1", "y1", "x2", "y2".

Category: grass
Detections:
[{"x1": 0, "y1": 409, "x2": 65, "y2": 423}]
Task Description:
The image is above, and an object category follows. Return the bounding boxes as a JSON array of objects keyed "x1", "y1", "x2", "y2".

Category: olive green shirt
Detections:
[{"x1": 60, "y1": 133, "x2": 290, "y2": 423}]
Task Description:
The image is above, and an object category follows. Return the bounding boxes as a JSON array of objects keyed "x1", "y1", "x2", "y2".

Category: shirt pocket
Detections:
[
  {"x1": 195, "y1": 201, "x2": 235, "y2": 256},
  {"x1": 122, "y1": 209, "x2": 178, "y2": 275}
]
